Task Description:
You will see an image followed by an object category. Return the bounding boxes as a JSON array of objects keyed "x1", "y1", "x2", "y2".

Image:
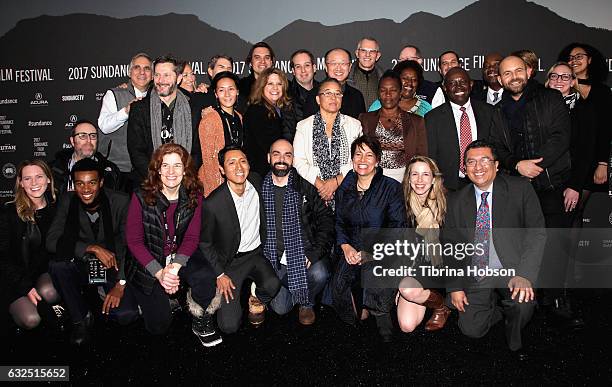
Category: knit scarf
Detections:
[
  {"x1": 150, "y1": 88, "x2": 192, "y2": 152},
  {"x1": 312, "y1": 112, "x2": 348, "y2": 180},
  {"x1": 563, "y1": 92, "x2": 579, "y2": 111},
  {"x1": 262, "y1": 170, "x2": 309, "y2": 305},
  {"x1": 409, "y1": 192, "x2": 442, "y2": 267}
]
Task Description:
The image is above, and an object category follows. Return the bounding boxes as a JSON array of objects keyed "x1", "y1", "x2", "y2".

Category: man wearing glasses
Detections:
[
  {"x1": 49, "y1": 119, "x2": 120, "y2": 195},
  {"x1": 348, "y1": 37, "x2": 383, "y2": 107}
]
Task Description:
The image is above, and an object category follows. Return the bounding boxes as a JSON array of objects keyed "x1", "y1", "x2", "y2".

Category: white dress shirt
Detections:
[
  {"x1": 228, "y1": 180, "x2": 261, "y2": 252},
  {"x1": 430, "y1": 86, "x2": 446, "y2": 109},
  {"x1": 450, "y1": 99, "x2": 478, "y2": 178},
  {"x1": 486, "y1": 87, "x2": 503, "y2": 105},
  {"x1": 98, "y1": 87, "x2": 148, "y2": 134}
]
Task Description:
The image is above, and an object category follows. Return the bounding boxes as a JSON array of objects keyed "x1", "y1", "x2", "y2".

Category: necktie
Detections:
[
  {"x1": 473, "y1": 191, "x2": 490, "y2": 280},
  {"x1": 492, "y1": 91, "x2": 499, "y2": 103},
  {"x1": 459, "y1": 106, "x2": 472, "y2": 172}
]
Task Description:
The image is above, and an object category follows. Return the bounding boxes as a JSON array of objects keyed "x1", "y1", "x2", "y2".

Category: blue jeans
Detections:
[{"x1": 269, "y1": 260, "x2": 330, "y2": 315}]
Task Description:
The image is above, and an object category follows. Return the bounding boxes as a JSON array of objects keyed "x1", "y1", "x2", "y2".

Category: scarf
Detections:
[
  {"x1": 409, "y1": 192, "x2": 442, "y2": 267},
  {"x1": 312, "y1": 112, "x2": 349, "y2": 180},
  {"x1": 150, "y1": 88, "x2": 192, "y2": 152},
  {"x1": 262, "y1": 170, "x2": 309, "y2": 305},
  {"x1": 563, "y1": 92, "x2": 579, "y2": 111}
]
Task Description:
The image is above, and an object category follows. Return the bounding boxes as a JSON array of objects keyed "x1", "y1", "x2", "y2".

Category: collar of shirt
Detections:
[
  {"x1": 135, "y1": 88, "x2": 148, "y2": 98},
  {"x1": 449, "y1": 98, "x2": 473, "y2": 114},
  {"x1": 487, "y1": 87, "x2": 503, "y2": 102},
  {"x1": 228, "y1": 179, "x2": 254, "y2": 200},
  {"x1": 474, "y1": 182, "x2": 494, "y2": 217}
]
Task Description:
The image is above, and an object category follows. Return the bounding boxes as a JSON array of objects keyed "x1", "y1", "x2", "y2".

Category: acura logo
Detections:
[
  {"x1": 35, "y1": 93, "x2": 42, "y2": 100},
  {"x1": 69, "y1": 115, "x2": 78, "y2": 122}
]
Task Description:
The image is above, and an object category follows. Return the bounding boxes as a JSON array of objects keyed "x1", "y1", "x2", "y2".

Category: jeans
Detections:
[{"x1": 269, "y1": 259, "x2": 330, "y2": 315}]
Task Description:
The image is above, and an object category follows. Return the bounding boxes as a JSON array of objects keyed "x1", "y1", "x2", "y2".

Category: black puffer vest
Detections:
[{"x1": 129, "y1": 187, "x2": 196, "y2": 294}]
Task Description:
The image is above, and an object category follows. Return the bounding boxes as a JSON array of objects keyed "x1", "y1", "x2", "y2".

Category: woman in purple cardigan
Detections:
[{"x1": 126, "y1": 143, "x2": 221, "y2": 347}]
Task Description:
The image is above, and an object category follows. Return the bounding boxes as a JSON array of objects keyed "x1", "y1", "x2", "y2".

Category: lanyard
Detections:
[{"x1": 161, "y1": 210, "x2": 181, "y2": 255}]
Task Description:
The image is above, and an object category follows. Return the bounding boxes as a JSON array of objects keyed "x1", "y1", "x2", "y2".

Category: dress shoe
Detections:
[
  {"x1": 549, "y1": 297, "x2": 584, "y2": 329},
  {"x1": 298, "y1": 306, "x2": 316, "y2": 325},
  {"x1": 421, "y1": 290, "x2": 451, "y2": 331},
  {"x1": 373, "y1": 312, "x2": 394, "y2": 343},
  {"x1": 70, "y1": 311, "x2": 93, "y2": 346},
  {"x1": 248, "y1": 295, "x2": 266, "y2": 327}
]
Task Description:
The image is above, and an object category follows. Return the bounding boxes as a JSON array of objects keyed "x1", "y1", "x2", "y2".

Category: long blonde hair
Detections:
[
  {"x1": 402, "y1": 155, "x2": 446, "y2": 226},
  {"x1": 11, "y1": 159, "x2": 56, "y2": 222}
]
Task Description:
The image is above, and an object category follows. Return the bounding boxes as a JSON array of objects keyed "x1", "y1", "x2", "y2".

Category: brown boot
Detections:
[
  {"x1": 298, "y1": 306, "x2": 316, "y2": 325},
  {"x1": 248, "y1": 295, "x2": 266, "y2": 327},
  {"x1": 422, "y1": 290, "x2": 451, "y2": 331}
]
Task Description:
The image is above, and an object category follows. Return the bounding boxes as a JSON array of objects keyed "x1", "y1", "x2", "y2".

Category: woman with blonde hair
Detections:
[
  {"x1": 396, "y1": 155, "x2": 450, "y2": 333},
  {"x1": 1, "y1": 159, "x2": 60, "y2": 330}
]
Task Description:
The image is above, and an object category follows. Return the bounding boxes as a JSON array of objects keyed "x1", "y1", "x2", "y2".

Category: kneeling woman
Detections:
[
  {"x1": 397, "y1": 156, "x2": 450, "y2": 333},
  {"x1": 1, "y1": 160, "x2": 59, "y2": 330},
  {"x1": 126, "y1": 143, "x2": 220, "y2": 347}
]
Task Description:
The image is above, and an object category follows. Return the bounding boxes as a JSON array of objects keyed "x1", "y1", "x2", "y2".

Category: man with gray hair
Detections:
[
  {"x1": 349, "y1": 37, "x2": 384, "y2": 107},
  {"x1": 98, "y1": 53, "x2": 152, "y2": 192}
]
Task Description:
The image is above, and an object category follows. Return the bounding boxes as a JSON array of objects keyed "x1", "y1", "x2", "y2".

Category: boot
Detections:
[
  {"x1": 373, "y1": 312, "x2": 394, "y2": 343},
  {"x1": 422, "y1": 290, "x2": 451, "y2": 331},
  {"x1": 69, "y1": 311, "x2": 92, "y2": 346},
  {"x1": 192, "y1": 313, "x2": 223, "y2": 347}
]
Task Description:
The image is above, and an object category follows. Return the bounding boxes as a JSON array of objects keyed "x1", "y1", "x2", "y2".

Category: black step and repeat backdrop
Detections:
[{"x1": 1, "y1": 0, "x2": 611, "y2": 205}]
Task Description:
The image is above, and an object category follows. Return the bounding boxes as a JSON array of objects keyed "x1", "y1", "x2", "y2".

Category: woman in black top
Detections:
[{"x1": 0, "y1": 160, "x2": 58, "y2": 329}]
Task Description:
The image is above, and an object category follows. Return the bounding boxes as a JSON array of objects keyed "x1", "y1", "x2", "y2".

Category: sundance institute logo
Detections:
[{"x1": 2, "y1": 163, "x2": 16, "y2": 179}]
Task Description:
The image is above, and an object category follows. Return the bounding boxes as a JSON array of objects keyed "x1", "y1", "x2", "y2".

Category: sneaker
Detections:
[
  {"x1": 52, "y1": 305, "x2": 67, "y2": 331},
  {"x1": 192, "y1": 314, "x2": 222, "y2": 347},
  {"x1": 248, "y1": 295, "x2": 265, "y2": 326}
]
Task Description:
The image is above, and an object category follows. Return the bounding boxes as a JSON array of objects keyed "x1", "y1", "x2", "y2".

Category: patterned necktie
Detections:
[
  {"x1": 492, "y1": 91, "x2": 499, "y2": 103},
  {"x1": 473, "y1": 191, "x2": 490, "y2": 281},
  {"x1": 459, "y1": 106, "x2": 472, "y2": 172}
]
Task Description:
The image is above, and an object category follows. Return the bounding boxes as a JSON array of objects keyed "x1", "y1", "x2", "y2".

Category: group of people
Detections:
[{"x1": 2, "y1": 37, "x2": 610, "y2": 353}]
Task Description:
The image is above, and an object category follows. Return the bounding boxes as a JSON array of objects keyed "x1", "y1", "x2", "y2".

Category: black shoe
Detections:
[
  {"x1": 374, "y1": 313, "x2": 394, "y2": 343},
  {"x1": 549, "y1": 297, "x2": 584, "y2": 329},
  {"x1": 192, "y1": 314, "x2": 222, "y2": 347},
  {"x1": 52, "y1": 305, "x2": 68, "y2": 332},
  {"x1": 70, "y1": 312, "x2": 93, "y2": 346}
]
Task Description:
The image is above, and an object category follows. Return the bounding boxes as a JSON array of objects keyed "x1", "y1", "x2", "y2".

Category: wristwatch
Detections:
[{"x1": 118, "y1": 279, "x2": 127, "y2": 286}]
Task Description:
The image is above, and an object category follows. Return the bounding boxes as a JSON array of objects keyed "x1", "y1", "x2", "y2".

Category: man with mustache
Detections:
[
  {"x1": 127, "y1": 54, "x2": 201, "y2": 182},
  {"x1": 471, "y1": 52, "x2": 504, "y2": 105},
  {"x1": 260, "y1": 139, "x2": 334, "y2": 325}
]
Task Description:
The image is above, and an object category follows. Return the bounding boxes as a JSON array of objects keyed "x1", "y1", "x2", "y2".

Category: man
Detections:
[
  {"x1": 261, "y1": 139, "x2": 333, "y2": 325},
  {"x1": 348, "y1": 37, "x2": 384, "y2": 107},
  {"x1": 431, "y1": 50, "x2": 461, "y2": 108},
  {"x1": 397, "y1": 44, "x2": 438, "y2": 104},
  {"x1": 490, "y1": 55, "x2": 581, "y2": 327},
  {"x1": 46, "y1": 158, "x2": 137, "y2": 345},
  {"x1": 238, "y1": 42, "x2": 275, "y2": 98},
  {"x1": 127, "y1": 54, "x2": 201, "y2": 182},
  {"x1": 511, "y1": 49, "x2": 539, "y2": 79},
  {"x1": 98, "y1": 53, "x2": 152, "y2": 192},
  {"x1": 426, "y1": 67, "x2": 501, "y2": 191},
  {"x1": 288, "y1": 49, "x2": 319, "y2": 123},
  {"x1": 303, "y1": 48, "x2": 366, "y2": 119},
  {"x1": 445, "y1": 140, "x2": 546, "y2": 351},
  {"x1": 199, "y1": 146, "x2": 281, "y2": 334},
  {"x1": 471, "y1": 53, "x2": 504, "y2": 105},
  {"x1": 49, "y1": 119, "x2": 120, "y2": 194}
]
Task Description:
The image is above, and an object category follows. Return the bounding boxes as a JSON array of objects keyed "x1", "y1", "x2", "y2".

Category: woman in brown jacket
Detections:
[
  {"x1": 358, "y1": 70, "x2": 427, "y2": 182},
  {"x1": 197, "y1": 71, "x2": 243, "y2": 196}
]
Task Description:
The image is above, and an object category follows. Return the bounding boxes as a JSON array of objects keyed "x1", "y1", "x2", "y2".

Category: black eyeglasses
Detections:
[
  {"x1": 548, "y1": 73, "x2": 574, "y2": 82},
  {"x1": 568, "y1": 53, "x2": 588, "y2": 62},
  {"x1": 73, "y1": 132, "x2": 98, "y2": 140}
]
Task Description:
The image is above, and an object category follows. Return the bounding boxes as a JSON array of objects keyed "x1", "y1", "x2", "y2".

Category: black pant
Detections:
[{"x1": 216, "y1": 248, "x2": 281, "y2": 334}]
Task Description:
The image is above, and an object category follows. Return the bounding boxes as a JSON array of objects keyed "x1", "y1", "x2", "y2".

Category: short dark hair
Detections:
[
  {"x1": 246, "y1": 42, "x2": 275, "y2": 67},
  {"x1": 557, "y1": 42, "x2": 608, "y2": 83},
  {"x1": 71, "y1": 119, "x2": 98, "y2": 137},
  {"x1": 218, "y1": 145, "x2": 246, "y2": 167},
  {"x1": 211, "y1": 71, "x2": 240, "y2": 91},
  {"x1": 207, "y1": 54, "x2": 234, "y2": 81},
  {"x1": 438, "y1": 50, "x2": 460, "y2": 66},
  {"x1": 351, "y1": 135, "x2": 382, "y2": 162},
  {"x1": 71, "y1": 158, "x2": 103, "y2": 181},
  {"x1": 378, "y1": 69, "x2": 402, "y2": 89},
  {"x1": 317, "y1": 77, "x2": 342, "y2": 93},
  {"x1": 153, "y1": 54, "x2": 180, "y2": 75},
  {"x1": 393, "y1": 60, "x2": 424, "y2": 88},
  {"x1": 324, "y1": 48, "x2": 352, "y2": 63},
  {"x1": 511, "y1": 49, "x2": 539, "y2": 75},
  {"x1": 290, "y1": 49, "x2": 315, "y2": 69},
  {"x1": 463, "y1": 140, "x2": 498, "y2": 165},
  {"x1": 401, "y1": 44, "x2": 422, "y2": 57}
]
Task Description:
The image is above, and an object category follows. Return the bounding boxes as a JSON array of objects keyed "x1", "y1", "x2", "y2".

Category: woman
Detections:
[
  {"x1": 359, "y1": 70, "x2": 428, "y2": 182},
  {"x1": 368, "y1": 60, "x2": 432, "y2": 117},
  {"x1": 197, "y1": 71, "x2": 243, "y2": 196},
  {"x1": 331, "y1": 136, "x2": 406, "y2": 342},
  {"x1": 396, "y1": 156, "x2": 450, "y2": 333},
  {"x1": 126, "y1": 144, "x2": 220, "y2": 346},
  {"x1": 178, "y1": 61, "x2": 197, "y2": 94},
  {"x1": 243, "y1": 67, "x2": 294, "y2": 177},
  {"x1": 558, "y1": 43, "x2": 611, "y2": 192},
  {"x1": 0, "y1": 160, "x2": 59, "y2": 330},
  {"x1": 294, "y1": 78, "x2": 363, "y2": 204}
]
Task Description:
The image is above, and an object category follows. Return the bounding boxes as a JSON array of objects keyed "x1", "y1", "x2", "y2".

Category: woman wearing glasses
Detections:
[
  {"x1": 293, "y1": 78, "x2": 363, "y2": 204},
  {"x1": 359, "y1": 70, "x2": 428, "y2": 182}
]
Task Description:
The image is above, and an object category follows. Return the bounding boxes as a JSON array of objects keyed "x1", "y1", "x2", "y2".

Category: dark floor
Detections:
[{"x1": 3, "y1": 289, "x2": 612, "y2": 385}]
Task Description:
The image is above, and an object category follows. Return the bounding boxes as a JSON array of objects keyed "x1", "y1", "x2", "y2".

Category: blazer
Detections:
[
  {"x1": 443, "y1": 174, "x2": 546, "y2": 289},
  {"x1": 199, "y1": 174, "x2": 266, "y2": 276},
  {"x1": 358, "y1": 109, "x2": 428, "y2": 162},
  {"x1": 426, "y1": 99, "x2": 502, "y2": 190}
]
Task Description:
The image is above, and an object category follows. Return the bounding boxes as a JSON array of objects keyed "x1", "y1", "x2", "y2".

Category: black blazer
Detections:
[
  {"x1": 425, "y1": 99, "x2": 502, "y2": 190},
  {"x1": 199, "y1": 174, "x2": 266, "y2": 276},
  {"x1": 443, "y1": 174, "x2": 546, "y2": 289}
]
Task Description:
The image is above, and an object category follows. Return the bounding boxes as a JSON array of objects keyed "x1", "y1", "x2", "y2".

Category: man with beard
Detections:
[
  {"x1": 47, "y1": 158, "x2": 137, "y2": 345},
  {"x1": 303, "y1": 48, "x2": 366, "y2": 119},
  {"x1": 49, "y1": 119, "x2": 120, "y2": 194},
  {"x1": 127, "y1": 54, "x2": 201, "y2": 182},
  {"x1": 490, "y1": 55, "x2": 580, "y2": 327},
  {"x1": 260, "y1": 139, "x2": 334, "y2": 325},
  {"x1": 471, "y1": 52, "x2": 504, "y2": 105}
]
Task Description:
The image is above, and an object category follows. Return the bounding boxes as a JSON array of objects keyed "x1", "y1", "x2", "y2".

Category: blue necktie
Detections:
[{"x1": 473, "y1": 192, "x2": 490, "y2": 280}]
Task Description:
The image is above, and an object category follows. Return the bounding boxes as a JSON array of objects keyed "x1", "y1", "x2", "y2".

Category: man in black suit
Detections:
[
  {"x1": 426, "y1": 67, "x2": 502, "y2": 191},
  {"x1": 199, "y1": 146, "x2": 281, "y2": 334},
  {"x1": 445, "y1": 140, "x2": 546, "y2": 351},
  {"x1": 471, "y1": 52, "x2": 504, "y2": 105}
]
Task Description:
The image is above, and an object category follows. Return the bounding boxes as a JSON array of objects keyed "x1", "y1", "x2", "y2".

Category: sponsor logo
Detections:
[
  {"x1": 33, "y1": 137, "x2": 48, "y2": 157},
  {"x1": 30, "y1": 92, "x2": 49, "y2": 106},
  {"x1": 609, "y1": 212, "x2": 612, "y2": 226},
  {"x1": 28, "y1": 120, "x2": 53, "y2": 127},
  {"x1": 0, "y1": 144, "x2": 17, "y2": 152},
  {"x1": 2, "y1": 163, "x2": 16, "y2": 179},
  {"x1": 0, "y1": 115, "x2": 13, "y2": 134},
  {"x1": 96, "y1": 92, "x2": 106, "y2": 101},
  {"x1": 0, "y1": 190, "x2": 13, "y2": 198},
  {"x1": 61, "y1": 94, "x2": 85, "y2": 102},
  {"x1": 65, "y1": 114, "x2": 78, "y2": 129},
  {"x1": 0, "y1": 98, "x2": 18, "y2": 105}
]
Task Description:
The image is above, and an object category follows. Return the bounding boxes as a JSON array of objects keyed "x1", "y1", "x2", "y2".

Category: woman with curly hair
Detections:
[{"x1": 126, "y1": 143, "x2": 220, "y2": 347}]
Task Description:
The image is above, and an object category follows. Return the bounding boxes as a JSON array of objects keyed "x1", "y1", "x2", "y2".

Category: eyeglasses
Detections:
[
  {"x1": 318, "y1": 90, "x2": 343, "y2": 98},
  {"x1": 182, "y1": 72, "x2": 194, "y2": 77},
  {"x1": 326, "y1": 62, "x2": 350, "y2": 68},
  {"x1": 568, "y1": 53, "x2": 588, "y2": 62},
  {"x1": 73, "y1": 132, "x2": 98, "y2": 141},
  {"x1": 357, "y1": 48, "x2": 378, "y2": 56},
  {"x1": 465, "y1": 157, "x2": 495, "y2": 168},
  {"x1": 548, "y1": 73, "x2": 573, "y2": 82}
]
